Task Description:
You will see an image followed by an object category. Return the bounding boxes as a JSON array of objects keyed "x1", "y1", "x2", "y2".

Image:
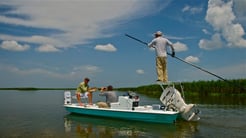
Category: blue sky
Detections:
[{"x1": 0, "y1": 0, "x2": 245, "y2": 88}]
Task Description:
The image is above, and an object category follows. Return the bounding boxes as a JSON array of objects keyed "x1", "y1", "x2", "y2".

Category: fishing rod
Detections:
[{"x1": 125, "y1": 33, "x2": 230, "y2": 83}]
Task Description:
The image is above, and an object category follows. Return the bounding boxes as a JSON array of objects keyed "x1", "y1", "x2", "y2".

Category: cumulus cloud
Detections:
[
  {"x1": 0, "y1": 40, "x2": 30, "y2": 51},
  {"x1": 185, "y1": 56, "x2": 200, "y2": 63},
  {"x1": 199, "y1": 33, "x2": 223, "y2": 50},
  {"x1": 136, "y1": 69, "x2": 144, "y2": 74},
  {"x1": 94, "y1": 43, "x2": 117, "y2": 52},
  {"x1": 202, "y1": 0, "x2": 246, "y2": 49},
  {"x1": 36, "y1": 44, "x2": 60, "y2": 52},
  {"x1": 173, "y1": 41, "x2": 188, "y2": 52}
]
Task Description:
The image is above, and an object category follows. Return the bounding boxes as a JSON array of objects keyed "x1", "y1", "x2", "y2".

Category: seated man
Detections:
[
  {"x1": 98, "y1": 85, "x2": 117, "y2": 108},
  {"x1": 76, "y1": 77, "x2": 96, "y2": 106}
]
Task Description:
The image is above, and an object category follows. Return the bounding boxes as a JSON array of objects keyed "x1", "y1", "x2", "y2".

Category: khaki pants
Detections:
[{"x1": 156, "y1": 57, "x2": 168, "y2": 82}]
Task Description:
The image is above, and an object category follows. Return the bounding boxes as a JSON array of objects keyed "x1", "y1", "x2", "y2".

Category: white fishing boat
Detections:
[{"x1": 64, "y1": 82, "x2": 200, "y2": 124}]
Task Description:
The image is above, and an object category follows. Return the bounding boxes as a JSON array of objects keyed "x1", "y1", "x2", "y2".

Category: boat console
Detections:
[{"x1": 110, "y1": 92, "x2": 140, "y2": 110}]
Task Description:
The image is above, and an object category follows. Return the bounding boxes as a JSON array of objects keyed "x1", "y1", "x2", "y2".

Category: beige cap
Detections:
[{"x1": 155, "y1": 31, "x2": 163, "y2": 36}]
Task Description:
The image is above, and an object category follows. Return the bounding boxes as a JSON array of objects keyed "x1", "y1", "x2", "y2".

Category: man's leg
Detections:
[
  {"x1": 76, "y1": 93, "x2": 83, "y2": 106},
  {"x1": 87, "y1": 92, "x2": 93, "y2": 105},
  {"x1": 156, "y1": 57, "x2": 163, "y2": 81},
  {"x1": 162, "y1": 57, "x2": 168, "y2": 82}
]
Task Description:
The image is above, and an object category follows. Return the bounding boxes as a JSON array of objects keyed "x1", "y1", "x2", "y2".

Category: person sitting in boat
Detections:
[
  {"x1": 76, "y1": 77, "x2": 96, "y2": 106},
  {"x1": 97, "y1": 85, "x2": 118, "y2": 108}
]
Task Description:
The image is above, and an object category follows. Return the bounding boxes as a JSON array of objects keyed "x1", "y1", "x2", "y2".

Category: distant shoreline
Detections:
[
  {"x1": 0, "y1": 88, "x2": 76, "y2": 91},
  {"x1": 1, "y1": 79, "x2": 245, "y2": 94}
]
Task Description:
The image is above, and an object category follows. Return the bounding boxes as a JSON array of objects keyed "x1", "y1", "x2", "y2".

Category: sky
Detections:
[{"x1": 0, "y1": 0, "x2": 246, "y2": 88}]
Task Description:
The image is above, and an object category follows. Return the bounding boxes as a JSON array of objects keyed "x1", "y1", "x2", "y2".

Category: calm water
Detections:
[{"x1": 0, "y1": 90, "x2": 245, "y2": 138}]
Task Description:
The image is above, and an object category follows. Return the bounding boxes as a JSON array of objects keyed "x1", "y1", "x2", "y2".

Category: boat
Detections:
[{"x1": 64, "y1": 82, "x2": 200, "y2": 124}]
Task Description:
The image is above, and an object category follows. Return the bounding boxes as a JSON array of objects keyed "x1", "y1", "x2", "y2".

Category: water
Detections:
[{"x1": 0, "y1": 90, "x2": 245, "y2": 138}]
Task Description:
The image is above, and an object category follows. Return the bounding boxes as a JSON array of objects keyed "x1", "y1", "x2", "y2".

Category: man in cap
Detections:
[{"x1": 148, "y1": 31, "x2": 175, "y2": 83}]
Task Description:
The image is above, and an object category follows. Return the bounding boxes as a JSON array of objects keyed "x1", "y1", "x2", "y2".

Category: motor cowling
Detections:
[{"x1": 160, "y1": 86, "x2": 200, "y2": 121}]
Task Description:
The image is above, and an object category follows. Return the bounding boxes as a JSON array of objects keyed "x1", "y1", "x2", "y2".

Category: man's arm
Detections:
[
  {"x1": 148, "y1": 39, "x2": 156, "y2": 48},
  {"x1": 170, "y1": 44, "x2": 175, "y2": 57},
  {"x1": 167, "y1": 39, "x2": 175, "y2": 57}
]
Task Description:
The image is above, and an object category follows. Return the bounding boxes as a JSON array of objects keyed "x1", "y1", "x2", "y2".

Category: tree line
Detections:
[
  {"x1": 1, "y1": 79, "x2": 245, "y2": 96},
  {"x1": 116, "y1": 79, "x2": 246, "y2": 97}
]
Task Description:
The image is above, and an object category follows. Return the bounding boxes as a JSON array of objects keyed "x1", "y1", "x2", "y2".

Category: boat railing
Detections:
[{"x1": 157, "y1": 81, "x2": 185, "y2": 99}]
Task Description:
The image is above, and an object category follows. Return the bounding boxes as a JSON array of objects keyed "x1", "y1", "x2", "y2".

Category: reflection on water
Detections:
[
  {"x1": 186, "y1": 95, "x2": 246, "y2": 105},
  {"x1": 196, "y1": 104, "x2": 246, "y2": 137},
  {"x1": 64, "y1": 114, "x2": 199, "y2": 138}
]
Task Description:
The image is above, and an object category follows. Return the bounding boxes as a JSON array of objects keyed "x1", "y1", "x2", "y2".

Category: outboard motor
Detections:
[
  {"x1": 64, "y1": 91, "x2": 72, "y2": 105},
  {"x1": 160, "y1": 86, "x2": 200, "y2": 121}
]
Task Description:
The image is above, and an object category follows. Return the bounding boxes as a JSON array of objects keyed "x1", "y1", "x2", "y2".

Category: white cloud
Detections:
[
  {"x1": 73, "y1": 65, "x2": 102, "y2": 74},
  {"x1": 0, "y1": 0, "x2": 161, "y2": 50},
  {"x1": 36, "y1": 44, "x2": 60, "y2": 52},
  {"x1": 182, "y1": 5, "x2": 203, "y2": 14},
  {"x1": 136, "y1": 69, "x2": 144, "y2": 74},
  {"x1": 0, "y1": 64, "x2": 64, "y2": 79},
  {"x1": 185, "y1": 56, "x2": 200, "y2": 63},
  {"x1": 202, "y1": 29, "x2": 211, "y2": 35},
  {"x1": 166, "y1": 35, "x2": 194, "y2": 40},
  {"x1": 182, "y1": 5, "x2": 190, "y2": 12},
  {"x1": 0, "y1": 34, "x2": 63, "y2": 47},
  {"x1": 173, "y1": 41, "x2": 188, "y2": 52},
  {"x1": 203, "y1": 0, "x2": 246, "y2": 48},
  {"x1": 223, "y1": 23, "x2": 246, "y2": 48},
  {"x1": 206, "y1": 0, "x2": 234, "y2": 30},
  {"x1": 199, "y1": 33, "x2": 223, "y2": 50},
  {"x1": 0, "y1": 40, "x2": 30, "y2": 51},
  {"x1": 94, "y1": 43, "x2": 117, "y2": 52},
  {"x1": 0, "y1": 64, "x2": 102, "y2": 81}
]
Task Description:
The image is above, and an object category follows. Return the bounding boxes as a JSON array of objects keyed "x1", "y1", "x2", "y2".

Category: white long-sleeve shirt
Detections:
[{"x1": 148, "y1": 37, "x2": 173, "y2": 57}]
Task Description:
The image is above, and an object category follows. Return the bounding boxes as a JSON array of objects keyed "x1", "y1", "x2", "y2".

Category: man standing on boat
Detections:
[
  {"x1": 76, "y1": 77, "x2": 95, "y2": 106},
  {"x1": 148, "y1": 31, "x2": 175, "y2": 83}
]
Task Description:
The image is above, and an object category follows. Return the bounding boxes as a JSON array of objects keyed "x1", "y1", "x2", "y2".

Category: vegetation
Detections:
[
  {"x1": 116, "y1": 79, "x2": 246, "y2": 98},
  {"x1": 1, "y1": 79, "x2": 245, "y2": 105},
  {"x1": 1, "y1": 79, "x2": 245, "y2": 96}
]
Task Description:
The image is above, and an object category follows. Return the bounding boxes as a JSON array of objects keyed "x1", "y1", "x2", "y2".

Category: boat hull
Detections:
[{"x1": 64, "y1": 104, "x2": 178, "y2": 124}]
